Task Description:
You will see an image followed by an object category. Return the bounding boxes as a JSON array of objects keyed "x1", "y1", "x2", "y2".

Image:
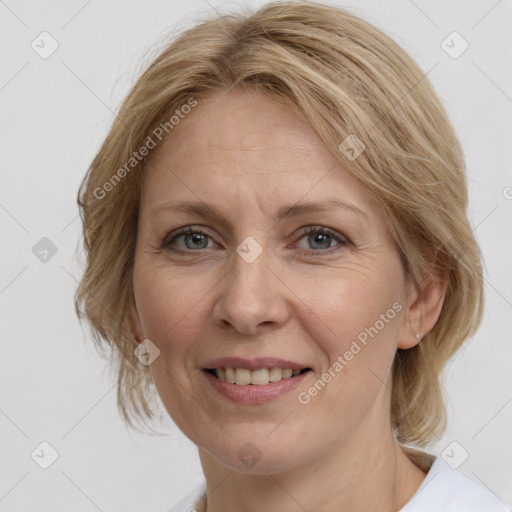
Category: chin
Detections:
[{"x1": 201, "y1": 435, "x2": 305, "y2": 475}]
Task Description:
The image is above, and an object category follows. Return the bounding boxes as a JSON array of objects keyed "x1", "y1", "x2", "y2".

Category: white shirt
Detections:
[{"x1": 165, "y1": 456, "x2": 510, "y2": 512}]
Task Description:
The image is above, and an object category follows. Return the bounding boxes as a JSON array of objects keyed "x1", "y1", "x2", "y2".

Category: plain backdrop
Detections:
[{"x1": 1, "y1": 0, "x2": 511, "y2": 510}]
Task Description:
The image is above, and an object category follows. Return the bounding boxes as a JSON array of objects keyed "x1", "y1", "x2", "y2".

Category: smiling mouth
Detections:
[{"x1": 204, "y1": 367, "x2": 312, "y2": 386}]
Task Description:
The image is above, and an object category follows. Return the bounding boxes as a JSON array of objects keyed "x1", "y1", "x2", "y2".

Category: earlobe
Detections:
[{"x1": 398, "y1": 271, "x2": 447, "y2": 350}]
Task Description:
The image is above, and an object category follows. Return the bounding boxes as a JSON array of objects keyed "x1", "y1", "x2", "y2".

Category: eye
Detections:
[
  {"x1": 162, "y1": 225, "x2": 349, "y2": 255},
  {"x1": 295, "y1": 226, "x2": 348, "y2": 253},
  {"x1": 163, "y1": 226, "x2": 216, "y2": 251}
]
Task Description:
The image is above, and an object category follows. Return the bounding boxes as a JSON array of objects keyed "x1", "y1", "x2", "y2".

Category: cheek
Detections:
[
  {"x1": 298, "y1": 260, "x2": 404, "y2": 367},
  {"x1": 133, "y1": 266, "x2": 211, "y2": 433},
  {"x1": 133, "y1": 265, "x2": 206, "y2": 351},
  {"x1": 295, "y1": 271, "x2": 404, "y2": 423}
]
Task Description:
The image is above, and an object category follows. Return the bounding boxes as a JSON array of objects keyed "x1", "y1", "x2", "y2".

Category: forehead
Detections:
[{"x1": 140, "y1": 88, "x2": 373, "y2": 215}]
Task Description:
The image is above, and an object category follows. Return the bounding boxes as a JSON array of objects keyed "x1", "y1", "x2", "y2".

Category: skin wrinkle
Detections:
[{"x1": 130, "y1": 88, "x2": 445, "y2": 512}]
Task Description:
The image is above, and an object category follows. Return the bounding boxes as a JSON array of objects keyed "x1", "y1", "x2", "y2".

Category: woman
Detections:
[{"x1": 74, "y1": 1, "x2": 510, "y2": 511}]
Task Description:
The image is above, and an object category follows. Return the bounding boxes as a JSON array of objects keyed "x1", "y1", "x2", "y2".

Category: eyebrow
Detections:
[{"x1": 149, "y1": 198, "x2": 368, "y2": 225}]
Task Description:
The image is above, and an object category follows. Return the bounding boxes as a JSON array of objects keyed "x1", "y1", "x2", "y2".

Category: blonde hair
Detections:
[{"x1": 75, "y1": 0, "x2": 483, "y2": 446}]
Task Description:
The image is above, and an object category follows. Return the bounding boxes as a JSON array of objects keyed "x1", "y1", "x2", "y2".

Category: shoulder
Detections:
[
  {"x1": 400, "y1": 455, "x2": 510, "y2": 512},
  {"x1": 164, "y1": 481, "x2": 206, "y2": 512}
]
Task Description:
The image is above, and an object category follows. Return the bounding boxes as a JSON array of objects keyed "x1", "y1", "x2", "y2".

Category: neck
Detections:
[{"x1": 196, "y1": 418, "x2": 427, "y2": 512}]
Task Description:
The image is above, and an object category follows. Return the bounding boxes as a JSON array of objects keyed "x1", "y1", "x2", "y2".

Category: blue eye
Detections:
[
  {"x1": 296, "y1": 226, "x2": 348, "y2": 253},
  {"x1": 163, "y1": 225, "x2": 348, "y2": 254},
  {"x1": 164, "y1": 227, "x2": 214, "y2": 251}
]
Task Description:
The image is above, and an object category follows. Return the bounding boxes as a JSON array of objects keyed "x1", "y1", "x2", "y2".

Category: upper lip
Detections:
[{"x1": 202, "y1": 357, "x2": 310, "y2": 371}]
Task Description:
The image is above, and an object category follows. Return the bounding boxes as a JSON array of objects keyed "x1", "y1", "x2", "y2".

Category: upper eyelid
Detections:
[{"x1": 165, "y1": 225, "x2": 348, "y2": 248}]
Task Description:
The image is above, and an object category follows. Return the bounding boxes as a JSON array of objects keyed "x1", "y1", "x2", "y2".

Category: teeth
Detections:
[
  {"x1": 282, "y1": 369, "x2": 293, "y2": 379},
  {"x1": 235, "y1": 368, "x2": 251, "y2": 385},
  {"x1": 214, "y1": 367, "x2": 305, "y2": 385},
  {"x1": 251, "y1": 368, "x2": 269, "y2": 385},
  {"x1": 225, "y1": 367, "x2": 235, "y2": 383},
  {"x1": 269, "y1": 367, "x2": 283, "y2": 382}
]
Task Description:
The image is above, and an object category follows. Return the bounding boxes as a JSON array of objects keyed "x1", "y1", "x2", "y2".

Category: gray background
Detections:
[{"x1": 1, "y1": 0, "x2": 511, "y2": 510}]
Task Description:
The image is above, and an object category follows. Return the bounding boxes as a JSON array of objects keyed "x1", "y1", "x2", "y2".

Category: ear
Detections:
[
  {"x1": 127, "y1": 296, "x2": 144, "y2": 344},
  {"x1": 397, "y1": 268, "x2": 447, "y2": 350}
]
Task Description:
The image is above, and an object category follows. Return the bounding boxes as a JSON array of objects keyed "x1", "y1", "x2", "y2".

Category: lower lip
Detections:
[{"x1": 202, "y1": 369, "x2": 311, "y2": 404}]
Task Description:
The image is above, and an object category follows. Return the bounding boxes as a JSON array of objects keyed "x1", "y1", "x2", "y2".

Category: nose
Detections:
[{"x1": 212, "y1": 244, "x2": 290, "y2": 336}]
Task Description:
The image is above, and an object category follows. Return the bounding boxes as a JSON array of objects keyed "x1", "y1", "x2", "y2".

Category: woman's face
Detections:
[{"x1": 131, "y1": 88, "x2": 419, "y2": 473}]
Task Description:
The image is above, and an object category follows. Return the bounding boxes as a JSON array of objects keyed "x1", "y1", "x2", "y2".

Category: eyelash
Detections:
[{"x1": 161, "y1": 225, "x2": 348, "y2": 255}]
